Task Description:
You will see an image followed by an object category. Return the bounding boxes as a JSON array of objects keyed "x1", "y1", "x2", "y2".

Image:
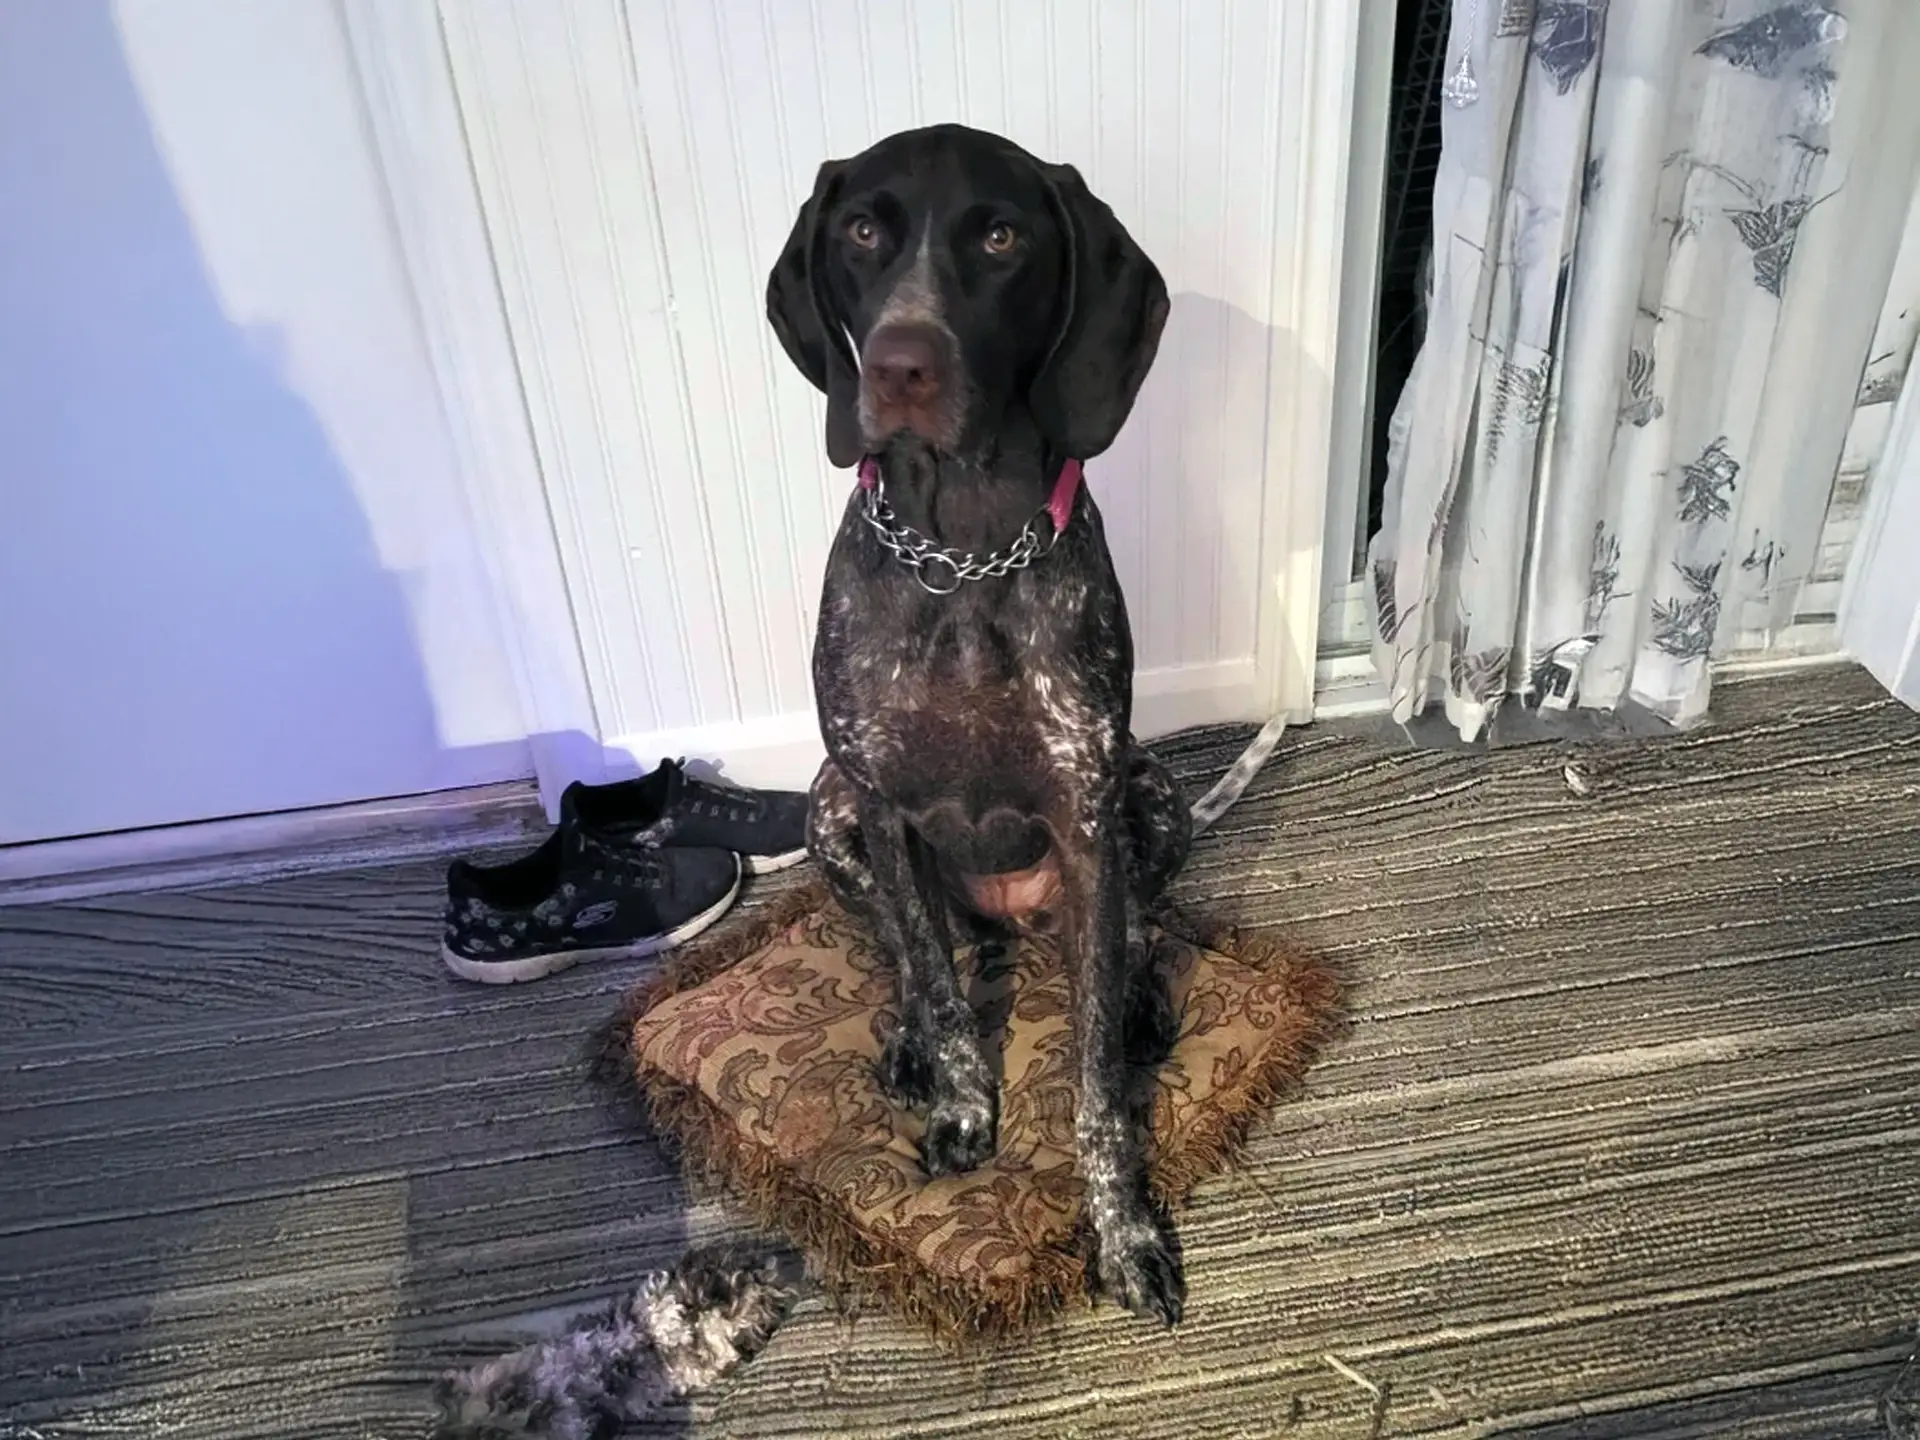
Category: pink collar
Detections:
[{"x1": 856, "y1": 455, "x2": 1084, "y2": 534}]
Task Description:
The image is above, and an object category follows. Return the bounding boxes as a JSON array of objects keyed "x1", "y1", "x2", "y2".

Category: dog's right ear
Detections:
[
  {"x1": 766, "y1": 160, "x2": 863, "y2": 468},
  {"x1": 1029, "y1": 163, "x2": 1168, "y2": 461}
]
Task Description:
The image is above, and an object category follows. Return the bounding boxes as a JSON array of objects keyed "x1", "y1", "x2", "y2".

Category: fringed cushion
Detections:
[{"x1": 594, "y1": 880, "x2": 1337, "y2": 1344}]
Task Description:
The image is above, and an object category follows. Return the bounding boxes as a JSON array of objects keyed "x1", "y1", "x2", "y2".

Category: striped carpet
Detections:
[{"x1": 3, "y1": 665, "x2": 1918, "y2": 1438}]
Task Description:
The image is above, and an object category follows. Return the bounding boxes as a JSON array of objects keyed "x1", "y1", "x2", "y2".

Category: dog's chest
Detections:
[{"x1": 835, "y1": 611, "x2": 1113, "y2": 806}]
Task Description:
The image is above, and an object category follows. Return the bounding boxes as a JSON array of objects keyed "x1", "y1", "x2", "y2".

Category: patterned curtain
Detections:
[{"x1": 1369, "y1": 0, "x2": 1895, "y2": 739}]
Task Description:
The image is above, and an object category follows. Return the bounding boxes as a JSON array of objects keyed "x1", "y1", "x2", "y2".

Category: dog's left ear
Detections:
[
  {"x1": 766, "y1": 160, "x2": 864, "y2": 468},
  {"x1": 1029, "y1": 163, "x2": 1169, "y2": 460}
]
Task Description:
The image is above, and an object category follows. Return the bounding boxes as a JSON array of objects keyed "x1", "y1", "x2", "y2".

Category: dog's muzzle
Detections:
[{"x1": 859, "y1": 321, "x2": 957, "y2": 446}]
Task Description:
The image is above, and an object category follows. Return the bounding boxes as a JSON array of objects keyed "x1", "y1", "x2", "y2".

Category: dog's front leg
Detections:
[
  {"x1": 854, "y1": 792, "x2": 1000, "y2": 1177},
  {"x1": 1064, "y1": 806, "x2": 1186, "y2": 1327}
]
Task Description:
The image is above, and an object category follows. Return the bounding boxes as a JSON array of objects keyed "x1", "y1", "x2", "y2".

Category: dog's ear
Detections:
[
  {"x1": 766, "y1": 160, "x2": 864, "y2": 468},
  {"x1": 1029, "y1": 163, "x2": 1169, "y2": 460},
  {"x1": 765, "y1": 160, "x2": 843, "y2": 391}
]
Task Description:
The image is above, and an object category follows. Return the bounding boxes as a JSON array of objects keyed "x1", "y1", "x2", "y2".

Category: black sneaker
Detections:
[
  {"x1": 578, "y1": 759, "x2": 809, "y2": 874},
  {"x1": 440, "y1": 811, "x2": 741, "y2": 985}
]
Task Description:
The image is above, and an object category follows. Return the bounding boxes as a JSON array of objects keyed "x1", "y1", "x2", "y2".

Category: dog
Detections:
[{"x1": 767, "y1": 124, "x2": 1193, "y2": 1326}]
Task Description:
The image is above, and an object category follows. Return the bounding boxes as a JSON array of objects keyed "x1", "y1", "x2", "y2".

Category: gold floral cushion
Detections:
[{"x1": 607, "y1": 881, "x2": 1337, "y2": 1342}]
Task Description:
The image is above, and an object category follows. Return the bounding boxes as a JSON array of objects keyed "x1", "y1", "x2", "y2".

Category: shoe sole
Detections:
[
  {"x1": 743, "y1": 846, "x2": 808, "y2": 875},
  {"x1": 440, "y1": 855, "x2": 744, "y2": 985}
]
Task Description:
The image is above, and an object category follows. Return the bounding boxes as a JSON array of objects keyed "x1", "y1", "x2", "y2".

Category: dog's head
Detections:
[{"x1": 767, "y1": 124, "x2": 1168, "y2": 468}]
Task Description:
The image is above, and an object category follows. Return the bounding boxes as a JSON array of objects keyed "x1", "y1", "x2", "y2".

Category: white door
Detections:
[
  {"x1": 0, "y1": 1, "x2": 533, "y2": 844},
  {"x1": 377, "y1": 0, "x2": 1358, "y2": 794}
]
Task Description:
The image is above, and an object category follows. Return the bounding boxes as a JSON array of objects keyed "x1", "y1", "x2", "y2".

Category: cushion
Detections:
[{"x1": 591, "y1": 880, "x2": 1338, "y2": 1344}]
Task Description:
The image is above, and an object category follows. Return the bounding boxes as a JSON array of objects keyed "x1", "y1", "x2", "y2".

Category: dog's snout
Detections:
[{"x1": 862, "y1": 324, "x2": 948, "y2": 408}]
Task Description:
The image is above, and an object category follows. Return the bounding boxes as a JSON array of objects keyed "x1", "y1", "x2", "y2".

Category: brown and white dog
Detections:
[{"x1": 768, "y1": 124, "x2": 1192, "y2": 1324}]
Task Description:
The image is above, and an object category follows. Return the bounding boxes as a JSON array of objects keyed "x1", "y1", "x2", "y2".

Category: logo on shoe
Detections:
[{"x1": 572, "y1": 900, "x2": 619, "y2": 930}]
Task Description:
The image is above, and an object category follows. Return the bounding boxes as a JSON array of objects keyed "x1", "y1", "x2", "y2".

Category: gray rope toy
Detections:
[{"x1": 430, "y1": 1242, "x2": 801, "y2": 1440}]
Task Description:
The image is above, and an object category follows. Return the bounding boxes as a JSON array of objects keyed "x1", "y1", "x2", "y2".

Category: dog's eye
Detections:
[
  {"x1": 984, "y1": 222, "x2": 1017, "y2": 255},
  {"x1": 846, "y1": 217, "x2": 881, "y2": 250}
]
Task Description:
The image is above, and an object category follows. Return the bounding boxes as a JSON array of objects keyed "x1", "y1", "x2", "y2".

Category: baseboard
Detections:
[
  {"x1": 1312, "y1": 650, "x2": 1390, "y2": 719},
  {"x1": 1135, "y1": 658, "x2": 1286, "y2": 735},
  {"x1": 0, "y1": 782, "x2": 548, "y2": 908},
  {"x1": 0, "y1": 663, "x2": 1281, "y2": 904},
  {"x1": 8, "y1": 640, "x2": 1851, "y2": 908},
  {"x1": 1307, "y1": 627, "x2": 1854, "y2": 726},
  {"x1": 597, "y1": 714, "x2": 827, "y2": 797},
  {"x1": 1720, "y1": 621, "x2": 1850, "y2": 673}
]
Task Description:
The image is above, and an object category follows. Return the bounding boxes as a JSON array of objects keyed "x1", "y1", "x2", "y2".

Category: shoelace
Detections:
[
  {"x1": 672, "y1": 758, "x2": 765, "y2": 823},
  {"x1": 576, "y1": 828, "x2": 669, "y2": 889}
]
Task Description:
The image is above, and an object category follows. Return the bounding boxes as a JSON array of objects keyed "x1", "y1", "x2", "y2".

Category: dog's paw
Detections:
[
  {"x1": 1095, "y1": 1217, "x2": 1186, "y2": 1328},
  {"x1": 877, "y1": 1024, "x2": 939, "y2": 1110},
  {"x1": 921, "y1": 1089, "x2": 998, "y2": 1176}
]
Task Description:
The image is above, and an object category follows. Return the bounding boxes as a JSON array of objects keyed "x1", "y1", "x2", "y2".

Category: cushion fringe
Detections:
[{"x1": 587, "y1": 880, "x2": 1342, "y2": 1347}]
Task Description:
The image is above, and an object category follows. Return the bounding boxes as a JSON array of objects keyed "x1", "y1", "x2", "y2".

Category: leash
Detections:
[
  {"x1": 853, "y1": 455, "x2": 1286, "y2": 831},
  {"x1": 1185, "y1": 711, "x2": 1287, "y2": 837}
]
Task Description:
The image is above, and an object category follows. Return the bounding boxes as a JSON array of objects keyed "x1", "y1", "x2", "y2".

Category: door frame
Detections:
[
  {"x1": 1841, "y1": 352, "x2": 1920, "y2": 705},
  {"x1": 1248, "y1": 0, "x2": 1375, "y2": 726},
  {"x1": 343, "y1": 0, "x2": 604, "y2": 819}
]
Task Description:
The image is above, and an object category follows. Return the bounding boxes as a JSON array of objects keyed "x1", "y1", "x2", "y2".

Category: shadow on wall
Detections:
[
  {"x1": 1098, "y1": 289, "x2": 1328, "y2": 708},
  {"x1": 0, "y1": 0, "x2": 531, "y2": 848},
  {"x1": 0, "y1": 14, "x2": 665, "y2": 1429}
]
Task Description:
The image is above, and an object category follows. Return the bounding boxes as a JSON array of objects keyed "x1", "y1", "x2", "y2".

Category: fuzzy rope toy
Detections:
[{"x1": 430, "y1": 1242, "x2": 801, "y2": 1440}]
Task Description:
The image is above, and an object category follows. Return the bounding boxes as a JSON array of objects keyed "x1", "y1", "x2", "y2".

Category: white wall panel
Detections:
[{"x1": 438, "y1": 0, "x2": 1356, "y2": 785}]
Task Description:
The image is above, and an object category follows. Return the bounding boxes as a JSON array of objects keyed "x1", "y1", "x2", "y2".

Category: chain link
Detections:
[{"x1": 859, "y1": 474, "x2": 1062, "y2": 595}]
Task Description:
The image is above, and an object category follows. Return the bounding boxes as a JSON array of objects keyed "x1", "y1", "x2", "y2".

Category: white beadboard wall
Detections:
[{"x1": 437, "y1": 0, "x2": 1345, "y2": 786}]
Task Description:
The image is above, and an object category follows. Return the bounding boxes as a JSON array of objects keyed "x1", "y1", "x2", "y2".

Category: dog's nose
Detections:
[{"x1": 862, "y1": 324, "x2": 947, "y2": 407}]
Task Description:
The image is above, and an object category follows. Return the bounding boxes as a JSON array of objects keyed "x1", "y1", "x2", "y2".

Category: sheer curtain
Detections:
[{"x1": 1369, "y1": 0, "x2": 1920, "y2": 740}]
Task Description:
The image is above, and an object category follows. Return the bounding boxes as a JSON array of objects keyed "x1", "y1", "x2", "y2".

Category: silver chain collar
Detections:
[{"x1": 859, "y1": 474, "x2": 1064, "y2": 595}]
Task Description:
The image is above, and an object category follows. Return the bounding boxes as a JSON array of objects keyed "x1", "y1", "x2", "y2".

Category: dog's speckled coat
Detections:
[{"x1": 766, "y1": 124, "x2": 1193, "y2": 1324}]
